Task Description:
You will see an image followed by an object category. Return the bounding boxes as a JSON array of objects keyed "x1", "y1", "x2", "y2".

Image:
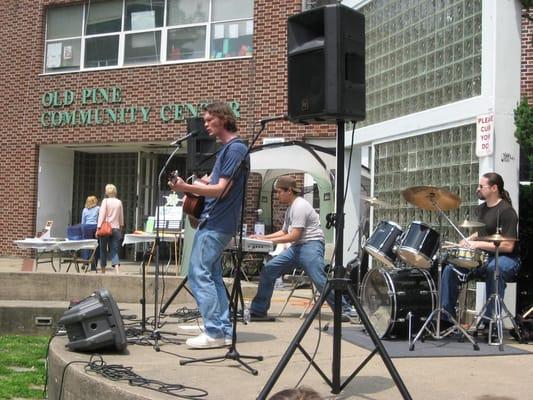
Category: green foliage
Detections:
[
  {"x1": 523, "y1": 0, "x2": 533, "y2": 9},
  {"x1": 0, "y1": 335, "x2": 49, "y2": 399},
  {"x1": 514, "y1": 98, "x2": 533, "y2": 164}
]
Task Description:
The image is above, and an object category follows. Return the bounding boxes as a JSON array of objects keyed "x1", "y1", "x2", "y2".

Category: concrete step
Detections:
[{"x1": 0, "y1": 271, "x2": 258, "y2": 304}]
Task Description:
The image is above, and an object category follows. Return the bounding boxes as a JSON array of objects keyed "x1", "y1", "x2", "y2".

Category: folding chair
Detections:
[{"x1": 63, "y1": 247, "x2": 98, "y2": 273}]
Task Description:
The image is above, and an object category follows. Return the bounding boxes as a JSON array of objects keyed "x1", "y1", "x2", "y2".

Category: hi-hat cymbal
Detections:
[
  {"x1": 459, "y1": 219, "x2": 485, "y2": 228},
  {"x1": 361, "y1": 195, "x2": 390, "y2": 207},
  {"x1": 474, "y1": 234, "x2": 518, "y2": 242},
  {"x1": 402, "y1": 186, "x2": 461, "y2": 211}
]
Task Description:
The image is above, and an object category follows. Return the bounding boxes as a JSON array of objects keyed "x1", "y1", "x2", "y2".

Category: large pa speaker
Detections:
[
  {"x1": 287, "y1": 4, "x2": 365, "y2": 123},
  {"x1": 58, "y1": 288, "x2": 127, "y2": 352},
  {"x1": 186, "y1": 117, "x2": 217, "y2": 176}
]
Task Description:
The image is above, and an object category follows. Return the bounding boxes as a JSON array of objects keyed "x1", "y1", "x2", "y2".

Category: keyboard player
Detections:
[{"x1": 248, "y1": 175, "x2": 351, "y2": 321}]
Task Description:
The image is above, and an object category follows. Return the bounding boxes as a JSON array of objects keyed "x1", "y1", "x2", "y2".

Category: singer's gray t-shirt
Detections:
[{"x1": 282, "y1": 196, "x2": 324, "y2": 245}]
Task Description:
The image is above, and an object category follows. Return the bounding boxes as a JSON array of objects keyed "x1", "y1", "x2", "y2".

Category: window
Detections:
[{"x1": 44, "y1": 0, "x2": 254, "y2": 73}]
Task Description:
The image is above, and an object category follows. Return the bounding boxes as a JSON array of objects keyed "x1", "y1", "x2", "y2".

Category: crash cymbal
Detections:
[
  {"x1": 459, "y1": 219, "x2": 485, "y2": 228},
  {"x1": 474, "y1": 234, "x2": 518, "y2": 242},
  {"x1": 361, "y1": 195, "x2": 390, "y2": 207},
  {"x1": 402, "y1": 186, "x2": 461, "y2": 211}
]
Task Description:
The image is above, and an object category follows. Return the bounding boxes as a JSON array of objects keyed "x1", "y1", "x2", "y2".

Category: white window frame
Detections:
[{"x1": 43, "y1": 0, "x2": 253, "y2": 75}]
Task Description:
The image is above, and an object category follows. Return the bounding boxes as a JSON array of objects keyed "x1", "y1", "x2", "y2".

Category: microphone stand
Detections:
[
  {"x1": 146, "y1": 144, "x2": 183, "y2": 351},
  {"x1": 179, "y1": 121, "x2": 271, "y2": 373}
]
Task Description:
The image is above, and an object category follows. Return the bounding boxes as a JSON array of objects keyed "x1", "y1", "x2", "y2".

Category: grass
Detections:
[{"x1": 0, "y1": 335, "x2": 50, "y2": 399}]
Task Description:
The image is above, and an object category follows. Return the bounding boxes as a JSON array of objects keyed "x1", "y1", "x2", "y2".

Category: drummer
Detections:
[{"x1": 441, "y1": 172, "x2": 520, "y2": 331}]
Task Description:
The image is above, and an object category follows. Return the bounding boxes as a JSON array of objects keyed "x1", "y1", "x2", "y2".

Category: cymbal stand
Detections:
[
  {"x1": 409, "y1": 197, "x2": 479, "y2": 351},
  {"x1": 472, "y1": 239, "x2": 523, "y2": 350}
]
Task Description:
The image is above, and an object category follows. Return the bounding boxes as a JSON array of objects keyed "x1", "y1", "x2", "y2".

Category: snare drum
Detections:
[
  {"x1": 447, "y1": 247, "x2": 487, "y2": 269},
  {"x1": 361, "y1": 267, "x2": 436, "y2": 339},
  {"x1": 364, "y1": 221, "x2": 403, "y2": 269},
  {"x1": 397, "y1": 221, "x2": 440, "y2": 269}
]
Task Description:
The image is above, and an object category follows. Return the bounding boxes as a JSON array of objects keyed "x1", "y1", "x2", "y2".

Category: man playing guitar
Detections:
[{"x1": 168, "y1": 101, "x2": 249, "y2": 349}]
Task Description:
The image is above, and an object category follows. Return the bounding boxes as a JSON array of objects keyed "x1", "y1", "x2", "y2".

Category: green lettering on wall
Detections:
[
  {"x1": 229, "y1": 101, "x2": 240, "y2": 117},
  {"x1": 81, "y1": 89, "x2": 91, "y2": 105},
  {"x1": 140, "y1": 107, "x2": 151, "y2": 122},
  {"x1": 106, "y1": 108, "x2": 117, "y2": 123},
  {"x1": 79, "y1": 109, "x2": 92, "y2": 125},
  {"x1": 186, "y1": 103, "x2": 198, "y2": 117},
  {"x1": 110, "y1": 87, "x2": 122, "y2": 103},
  {"x1": 62, "y1": 110, "x2": 76, "y2": 126},
  {"x1": 160, "y1": 105, "x2": 171, "y2": 122},
  {"x1": 174, "y1": 104, "x2": 183, "y2": 121}
]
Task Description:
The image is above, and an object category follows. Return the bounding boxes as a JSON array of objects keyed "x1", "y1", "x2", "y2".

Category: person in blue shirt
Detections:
[
  {"x1": 81, "y1": 195, "x2": 99, "y2": 268},
  {"x1": 168, "y1": 101, "x2": 248, "y2": 349}
]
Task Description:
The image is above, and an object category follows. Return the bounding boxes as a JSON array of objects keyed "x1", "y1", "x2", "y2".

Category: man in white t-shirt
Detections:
[{"x1": 249, "y1": 175, "x2": 351, "y2": 320}]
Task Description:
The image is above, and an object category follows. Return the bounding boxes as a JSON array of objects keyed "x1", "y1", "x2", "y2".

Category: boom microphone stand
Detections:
[{"x1": 258, "y1": 120, "x2": 412, "y2": 399}]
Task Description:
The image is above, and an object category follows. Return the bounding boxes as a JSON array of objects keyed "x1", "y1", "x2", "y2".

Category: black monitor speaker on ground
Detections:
[
  {"x1": 186, "y1": 117, "x2": 217, "y2": 176},
  {"x1": 58, "y1": 288, "x2": 127, "y2": 352},
  {"x1": 287, "y1": 4, "x2": 366, "y2": 123}
]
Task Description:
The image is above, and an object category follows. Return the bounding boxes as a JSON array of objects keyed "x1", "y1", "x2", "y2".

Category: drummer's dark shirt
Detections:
[{"x1": 476, "y1": 200, "x2": 518, "y2": 255}]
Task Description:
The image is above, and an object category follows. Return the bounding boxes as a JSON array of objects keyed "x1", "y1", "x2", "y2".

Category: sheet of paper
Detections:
[
  {"x1": 46, "y1": 43, "x2": 62, "y2": 68},
  {"x1": 214, "y1": 24, "x2": 224, "y2": 39},
  {"x1": 229, "y1": 23, "x2": 239, "y2": 38}
]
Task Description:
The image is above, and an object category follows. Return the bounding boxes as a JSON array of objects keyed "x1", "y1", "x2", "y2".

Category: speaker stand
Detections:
[{"x1": 257, "y1": 121, "x2": 412, "y2": 399}]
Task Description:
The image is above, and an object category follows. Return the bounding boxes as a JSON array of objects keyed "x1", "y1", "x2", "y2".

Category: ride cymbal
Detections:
[
  {"x1": 361, "y1": 195, "x2": 390, "y2": 207},
  {"x1": 402, "y1": 186, "x2": 461, "y2": 211},
  {"x1": 459, "y1": 219, "x2": 485, "y2": 228},
  {"x1": 474, "y1": 234, "x2": 518, "y2": 242}
]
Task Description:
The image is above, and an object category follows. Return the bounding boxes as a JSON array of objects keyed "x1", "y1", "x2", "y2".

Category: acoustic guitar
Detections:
[{"x1": 169, "y1": 171, "x2": 205, "y2": 221}]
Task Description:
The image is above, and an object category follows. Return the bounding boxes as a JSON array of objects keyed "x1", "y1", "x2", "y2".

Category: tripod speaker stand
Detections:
[
  {"x1": 471, "y1": 234, "x2": 523, "y2": 350},
  {"x1": 257, "y1": 121, "x2": 411, "y2": 399}
]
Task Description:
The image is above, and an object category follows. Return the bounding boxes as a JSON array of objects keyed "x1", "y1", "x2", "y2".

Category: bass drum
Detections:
[{"x1": 361, "y1": 267, "x2": 436, "y2": 339}]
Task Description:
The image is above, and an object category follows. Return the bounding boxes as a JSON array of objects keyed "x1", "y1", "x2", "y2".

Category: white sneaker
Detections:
[{"x1": 186, "y1": 333, "x2": 226, "y2": 349}]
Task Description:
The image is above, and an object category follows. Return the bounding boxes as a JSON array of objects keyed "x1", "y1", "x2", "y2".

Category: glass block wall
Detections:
[
  {"x1": 373, "y1": 124, "x2": 479, "y2": 243},
  {"x1": 360, "y1": 0, "x2": 482, "y2": 126}
]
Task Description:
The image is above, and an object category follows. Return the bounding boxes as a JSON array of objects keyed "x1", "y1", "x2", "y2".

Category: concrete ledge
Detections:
[
  {"x1": 0, "y1": 272, "x2": 258, "y2": 304},
  {"x1": 47, "y1": 337, "x2": 153, "y2": 400},
  {"x1": 0, "y1": 301, "x2": 68, "y2": 335}
]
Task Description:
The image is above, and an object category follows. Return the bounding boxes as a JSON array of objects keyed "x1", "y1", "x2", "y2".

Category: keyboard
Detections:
[{"x1": 227, "y1": 237, "x2": 274, "y2": 253}]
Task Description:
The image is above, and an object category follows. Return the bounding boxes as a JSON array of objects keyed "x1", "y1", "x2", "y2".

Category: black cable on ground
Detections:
[{"x1": 57, "y1": 354, "x2": 209, "y2": 399}]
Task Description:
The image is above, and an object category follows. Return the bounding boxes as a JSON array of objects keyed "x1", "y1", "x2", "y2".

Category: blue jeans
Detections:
[
  {"x1": 99, "y1": 228, "x2": 122, "y2": 267},
  {"x1": 441, "y1": 254, "x2": 520, "y2": 319},
  {"x1": 251, "y1": 240, "x2": 346, "y2": 315},
  {"x1": 188, "y1": 228, "x2": 232, "y2": 338}
]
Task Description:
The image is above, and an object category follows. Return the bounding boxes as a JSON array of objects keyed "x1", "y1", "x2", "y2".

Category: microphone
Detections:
[
  {"x1": 257, "y1": 114, "x2": 288, "y2": 125},
  {"x1": 170, "y1": 130, "x2": 200, "y2": 146}
]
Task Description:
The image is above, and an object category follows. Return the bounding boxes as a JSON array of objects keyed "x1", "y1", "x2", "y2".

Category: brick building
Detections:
[
  {"x1": 1, "y1": 0, "x2": 339, "y2": 260},
  {"x1": 0, "y1": 0, "x2": 528, "y2": 277}
]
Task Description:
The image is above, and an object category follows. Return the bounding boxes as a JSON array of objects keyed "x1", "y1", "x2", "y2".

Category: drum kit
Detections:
[{"x1": 359, "y1": 185, "x2": 509, "y2": 350}]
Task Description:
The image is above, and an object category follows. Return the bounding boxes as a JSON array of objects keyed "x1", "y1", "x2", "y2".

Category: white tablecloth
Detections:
[
  {"x1": 122, "y1": 232, "x2": 183, "y2": 246},
  {"x1": 14, "y1": 238, "x2": 97, "y2": 251}
]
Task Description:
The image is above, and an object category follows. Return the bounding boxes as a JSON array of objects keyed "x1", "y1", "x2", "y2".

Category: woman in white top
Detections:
[{"x1": 97, "y1": 184, "x2": 124, "y2": 273}]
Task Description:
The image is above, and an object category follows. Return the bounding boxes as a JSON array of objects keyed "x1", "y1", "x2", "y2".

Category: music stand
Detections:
[{"x1": 257, "y1": 121, "x2": 412, "y2": 399}]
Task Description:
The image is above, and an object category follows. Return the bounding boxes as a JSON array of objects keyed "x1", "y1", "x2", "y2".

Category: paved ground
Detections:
[{"x1": 2, "y1": 256, "x2": 533, "y2": 399}]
